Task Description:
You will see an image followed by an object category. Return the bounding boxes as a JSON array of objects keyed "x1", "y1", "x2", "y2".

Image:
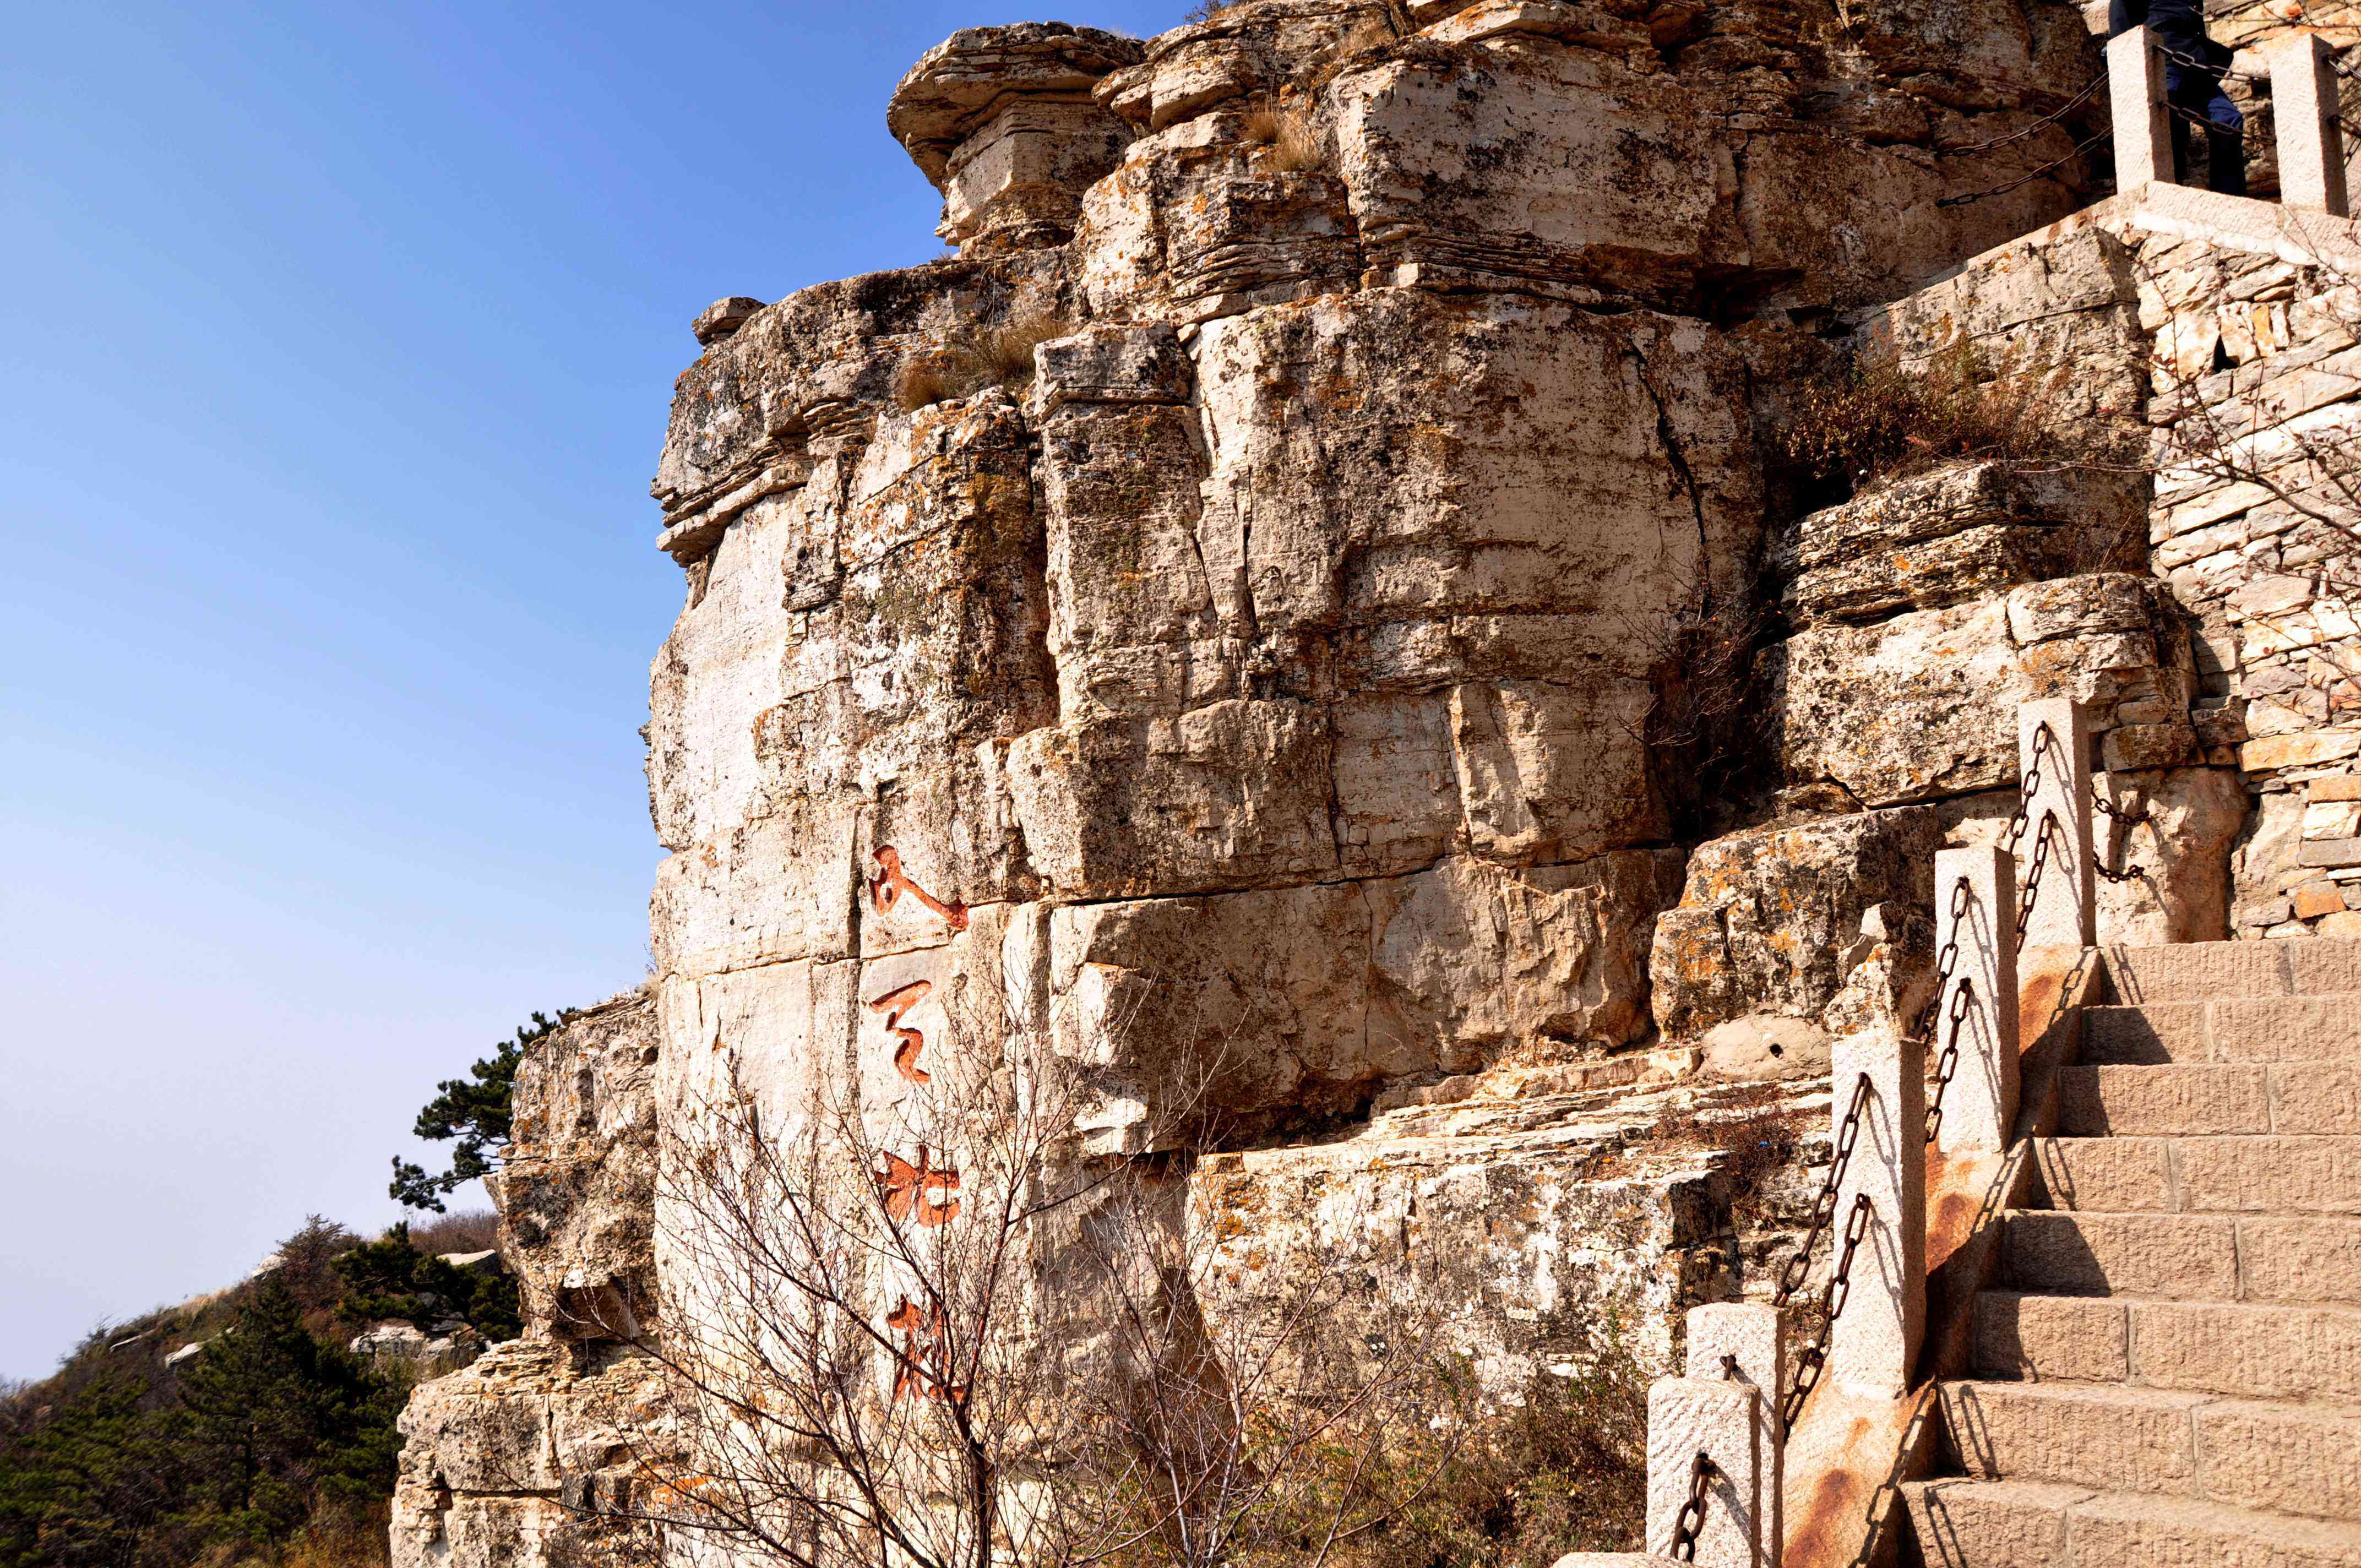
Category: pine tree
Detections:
[
  {"x1": 388, "y1": 1010, "x2": 563, "y2": 1212},
  {"x1": 168, "y1": 1279, "x2": 402, "y2": 1551},
  {"x1": 334, "y1": 1224, "x2": 522, "y2": 1342}
]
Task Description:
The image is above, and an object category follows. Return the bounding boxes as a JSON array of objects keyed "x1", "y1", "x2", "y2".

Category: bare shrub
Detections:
[
  {"x1": 896, "y1": 312, "x2": 1073, "y2": 413},
  {"x1": 1774, "y1": 337, "x2": 2091, "y2": 494},
  {"x1": 1642, "y1": 1086, "x2": 1810, "y2": 1222},
  {"x1": 1185, "y1": 1, "x2": 1248, "y2": 22},
  {"x1": 1642, "y1": 594, "x2": 1777, "y2": 837},
  {"x1": 567, "y1": 985, "x2": 1459, "y2": 1568},
  {"x1": 1328, "y1": 1358, "x2": 1648, "y2": 1568},
  {"x1": 404, "y1": 1209, "x2": 501, "y2": 1255},
  {"x1": 1046, "y1": 1162, "x2": 1448, "y2": 1568}
]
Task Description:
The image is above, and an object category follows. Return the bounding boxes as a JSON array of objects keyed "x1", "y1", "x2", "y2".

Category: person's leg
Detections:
[
  {"x1": 2164, "y1": 63, "x2": 2204, "y2": 184},
  {"x1": 2202, "y1": 79, "x2": 2248, "y2": 197},
  {"x1": 2163, "y1": 64, "x2": 2247, "y2": 195}
]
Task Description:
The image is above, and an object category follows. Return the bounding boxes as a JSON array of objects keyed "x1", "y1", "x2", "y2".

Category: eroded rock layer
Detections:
[{"x1": 391, "y1": 1, "x2": 2340, "y2": 1563}]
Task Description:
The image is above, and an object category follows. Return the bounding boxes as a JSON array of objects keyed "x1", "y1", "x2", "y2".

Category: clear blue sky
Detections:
[{"x1": 0, "y1": 0, "x2": 1183, "y2": 1382}]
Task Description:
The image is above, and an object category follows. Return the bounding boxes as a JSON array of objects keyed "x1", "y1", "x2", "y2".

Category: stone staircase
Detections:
[{"x1": 1902, "y1": 939, "x2": 2361, "y2": 1565}]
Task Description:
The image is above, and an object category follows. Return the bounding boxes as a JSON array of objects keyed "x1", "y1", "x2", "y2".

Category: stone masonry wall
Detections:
[{"x1": 1846, "y1": 190, "x2": 2361, "y2": 943}]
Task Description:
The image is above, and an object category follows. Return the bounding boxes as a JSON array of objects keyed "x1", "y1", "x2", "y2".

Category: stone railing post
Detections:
[
  {"x1": 2267, "y1": 32, "x2": 2351, "y2": 217},
  {"x1": 2016, "y1": 699, "x2": 2096, "y2": 950},
  {"x1": 1648, "y1": 1304, "x2": 1783, "y2": 1566},
  {"x1": 2108, "y1": 25, "x2": 2176, "y2": 192},
  {"x1": 1831, "y1": 1026, "x2": 1926, "y2": 1399},
  {"x1": 1930, "y1": 845, "x2": 2021, "y2": 1155}
]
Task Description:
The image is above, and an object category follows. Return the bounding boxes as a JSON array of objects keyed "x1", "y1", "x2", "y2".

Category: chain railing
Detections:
[
  {"x1": 2092, "y1": 784, "x2": 2151, "y2": 885},
  {"x1": 2112, "y1": 25, "x2": 2353, "y2": 217},
  {"x1": 2000, "y1": 722, "x2": 2050, "y2": 856},
  {"x1": 2012, "y1": 809, "x2": 2059, "y2": 950},
  {"x1": 1908, "y1": 874, "x2": 1974, "y2": 1046},
  {"x1": 1924, "y1": 973, "x2": 1974, "y2": 1145},
  {"x1": 1668, "y1": 1451, "x2": 1715, "y2": 1561},
  {"x1": 1642, "y1": 701, "x2": 2121, "y2": 1549},
  {"x1": 2005, "y1": 723, "x2": 2057, "y2": 945},
  {"x1": 1775, "y1": 1073, "x2": 1870, "y2": 1309},
  {"x1": 1775, "y1": 1071, "x2": 1873, "y2": 1434},
  {"x1": 1781, "y1": 1193, "x2": 1874, "y2": 1434}
]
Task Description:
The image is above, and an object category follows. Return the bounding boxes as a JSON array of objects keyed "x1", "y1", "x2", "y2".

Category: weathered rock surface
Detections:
[
  {"x1": 488, "y1": 989, "x2": 658, "y2": 1342},
  {"x1": 391, "y1": 1341, "x2": 668, "y2": 1568},
  {"x1": 1650, "y1": 808, "x2": 1943, "y2": 1043},
  {"x1": 402, "y1": 6, "x2": 2361, "y2": 1565},
  {"x1": 1766, "y1": 574, "x2": 2202, "y2": 808},
  {"x1": 1772, "y1": 461, "x2": 2148, "y2": 630},
  {"x1": 889, "y1": 25, "x2": 1143, "y2": 255},
  {"x1": 352, "y1": 1321, "x2": 483, "y2": 1380},
  {"x1": 1189, "y1": 1071, "x2": 1835, "y2": 1391}
]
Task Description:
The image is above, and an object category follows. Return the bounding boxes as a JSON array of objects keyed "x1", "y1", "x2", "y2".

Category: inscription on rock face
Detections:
[
  {"x1": 868, "y1": 845, "x2": 969, "y2": 932},
  {"x1": 885, "y1": 1297, "x2": 964, "y2": 1404},
  {"x1": 875, "y1": 1147, "x2": 962, "y2": 1228},
  {"x1": 868, "y1": 979, "x2": 935, "y2": 1084}
]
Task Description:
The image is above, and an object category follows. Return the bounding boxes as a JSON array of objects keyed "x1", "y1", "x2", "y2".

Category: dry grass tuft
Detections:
[
  {"x1": 894, "y1": 359, "x2": 957, "y2": 413},
  {"x1": 895, "y1": 312, "x2": 1073, "y2": 413},
  {"x1": 1241, "y1": 105, "x2": 1326, "y2": 172},
  {"x1": 1185, "y1": 0, "x2": 1249, "y2": 21}
]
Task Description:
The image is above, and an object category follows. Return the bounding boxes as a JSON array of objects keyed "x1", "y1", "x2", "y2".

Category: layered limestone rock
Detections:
[
  {"x1": 393, "y1": 998, "x2": 666, "y2": 1568},
  {"x1": 394, "y1": 3, "x2": 2354, "y2": 1564},
  {"x1": 889, "y1": 25, "x2": 1144, "y2": 255},
  {"x1": 392, "y1": 1341, "x2": 668, "y2": 1568},
  {"x1": 631, "y1": 0, "x2": 2142, "y2": 1448},
  {"x1": 487, "y1": 988, "x2": 657, "y2": 1342}
]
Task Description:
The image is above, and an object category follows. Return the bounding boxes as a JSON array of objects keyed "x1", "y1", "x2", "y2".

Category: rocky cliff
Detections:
[{"x1": 388, "y1": 1, "x2": 2342, "y2": 1564}]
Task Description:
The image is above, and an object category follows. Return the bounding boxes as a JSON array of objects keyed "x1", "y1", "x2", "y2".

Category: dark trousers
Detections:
[{"x1": 2166, "y1": 58, "x2": 2248, "y2": 197}]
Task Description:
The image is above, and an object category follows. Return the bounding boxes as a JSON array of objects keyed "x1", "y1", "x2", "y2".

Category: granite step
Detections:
[
  {"x1": 1935, "y1": 1380, "x2": 2361, "y2": 1522},
  {"x1": 1973, "y1": 1291, "x2": 2361, "y2": 1402},
  {"x1": 2055, "y1": 1061, "x2": 2361, "y2": 1136},
  {"x1": 1902, "y1": 1477, "x2": 2361, "y2": 1566},
  {"x1": 2004, "y1": 1210, "x2": 2361, "y2": 1304},
  {"x1": 2099, "y1": 938, "x2": 2361, "y2": 1004},
  {"x1": 2082, "y1": 995, "x2": 2361, "y2": 1064},
  {"x1": 2033, "y1": 1135, "x2": 2361, "y2": 1215}
]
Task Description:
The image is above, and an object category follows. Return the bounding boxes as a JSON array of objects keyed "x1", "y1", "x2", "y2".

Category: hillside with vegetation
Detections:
[{"x1": 0, "y1": 1216, "x2": 514, "y2": 1568}]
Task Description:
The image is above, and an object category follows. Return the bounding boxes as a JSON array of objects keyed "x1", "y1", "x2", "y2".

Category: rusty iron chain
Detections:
[
  {"x1": 2091, "y1": 792, "x2": 2148, "y2": 826},
  {"x1": 1669, "y1": 1451, "x2": 1715, "y2": 1561},
  {"x1": 2013, "y1": 809, "x2": 2059, "y2": 951},
  {"x1": 1909, "y1": 875, "x2": 1975, "y2": 1044},
  {"x1": 2001, "y1": 722, "x2": 2053, "y2": 854},
  {"x1": 1782, "y1": 1193, "x2": 1876, "y2": 1435},
  {"x1": 2093, "y1": 783, "x2": 2151, "y2": 885},
  {"x1": 1924, "y1": 974, "x2": 1974, "y2": 1145},
  {"x1": 1930, "y1": 74, "x2": 2102, "y2": 159},
  {"x1": 1775, "y1": 1073, "x2": 1873, "y2": 1308}
]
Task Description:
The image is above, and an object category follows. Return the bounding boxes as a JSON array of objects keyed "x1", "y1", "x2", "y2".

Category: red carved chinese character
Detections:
[
  {"x1": 868, "y1": 846, "x2": 968, "y2": 932},
  {"x1": 884, "y1": 1296, "x2": 965, "y2": 1404},
  {"x1": 866, "y1": 979, "x2": 934, "y2": 1085},
  {"x1": 875, "y1": 1147, "x2": 961, "y2": 1228}
]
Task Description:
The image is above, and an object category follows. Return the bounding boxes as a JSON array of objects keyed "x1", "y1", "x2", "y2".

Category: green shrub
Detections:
[{"x1": 334, "y1": 1224, "x2": 520, "y2": 1342}]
